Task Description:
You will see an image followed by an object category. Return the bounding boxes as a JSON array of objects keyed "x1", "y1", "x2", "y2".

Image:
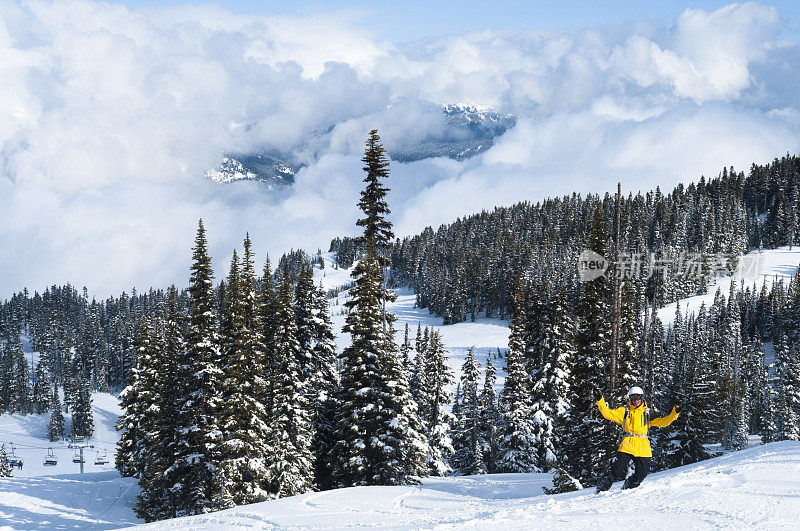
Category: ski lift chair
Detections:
[
  {"x1": 94, "y1": 450, "x2": 108, "y2": 465},
  {"x1": 72, "y1": 449, "x2": 84, "y2": 464},
  {"x1": 43, "y1": 448, "x2": 58, "y2": 466},
  {"x1": 8, "y1": 447, "x2": 23, "y2": 470}
]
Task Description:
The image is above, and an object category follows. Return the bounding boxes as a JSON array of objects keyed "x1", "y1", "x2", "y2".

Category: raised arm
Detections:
[
  {"x1": 596, "y1": 396, "x2": 625, "y2": 424},
  {"x1": 650, "y1": 406, "x2": 679, "y2": 428}
]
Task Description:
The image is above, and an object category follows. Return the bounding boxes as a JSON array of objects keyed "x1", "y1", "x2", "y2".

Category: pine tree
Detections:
[
  {"x1": 531, "y1": 288, "x2": 573, "y2": 469},
  {"x1": 667, "y1": 335, "x2": 713, "y2": 467},
  {"x1": 543, "y1": 466, "x2": 582, "y2": 494},
  {"x1": 331, "y1": 131, "x2": 426, "y2": 487},
  {"x1": 116, "y1": 318, "x2": 159, "y2": 479},
  {"x1": 357, "y1": 129, "x2": 395, "y2": 259},
  {"x1": 71, "y1": 375, "x2": 93, "y2": 438},
  {"x1": 565, "y1": 205, "x2": 615, "y2": 485},
  {"x1": 217, "y1": 239, "x2": 273, "y2": 507},
  {"x1": 294, "y1": 264, "x2": 317, "y2": 392},
  {"x1": 259, "y1": 255, "x2": 279, "y2": 414},
  {"x1": 451, "y1": 347, "x2": 485, "y2": 474},
  {"x1": 172, "y1": 219, "x2": 224, "y2": 516},
  {"x1": 400, "y1": 323, "x2": 412, "y2": 373},
  {"x1": 0, "y1": 445, "x2": 12, "y2": 477},
  {"x1": 6, "y1": 331, "x2": 29, "y2": 414},
  {"x1": 497, "y1": 343, "x2": 538, "y2": 473},
  {"x1": 422, "y1": 331, "x2": 455, "y2": 475},
  {"x1": 780, "y1": 341, "x2": 800, "y2": 441},
  {"x1": 32, "y1": 361, "x2": 51, "y2": 414},
  {"x1": 266, "y1": 271, "x2": 314, "y2": 497},
  {"x1": 131, "y1": 316, "x2": 183, "y2": 521},
  {"x1": 479, "y1": 356, "x2": 500, "y2": 473},
  {"x1": 146, "y1": 286, "x2": 187, "y2": 521},
  {"x1": 731, "y1": 381, "x2": 751, "y2": 451},
  {"x1": 309, "y1": 280, "x2": 339, "y2": 491},
  {"x1": 48, "y1": 384, "x2": 64, "y2": 442}
]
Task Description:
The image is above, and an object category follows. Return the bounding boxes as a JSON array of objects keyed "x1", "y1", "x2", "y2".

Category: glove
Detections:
[{"x1": 594, "y1": 389, "x2": 604, "y2": 402}]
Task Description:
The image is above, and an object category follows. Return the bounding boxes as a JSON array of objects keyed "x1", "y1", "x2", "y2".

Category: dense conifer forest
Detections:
[{"x1": 2, "y1": 138, "x2": 800, "y2": 516}]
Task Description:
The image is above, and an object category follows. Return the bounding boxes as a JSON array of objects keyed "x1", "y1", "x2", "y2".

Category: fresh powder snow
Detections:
[{"x1": 130, "y1": 440, "x2": 800, "y2": 530}]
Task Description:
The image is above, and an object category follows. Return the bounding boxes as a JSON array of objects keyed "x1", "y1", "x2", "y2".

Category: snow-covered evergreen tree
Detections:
[
  {"x1": 217, "y1": 237, "x2": 273, "y2": 507},
  {"x1": 71, "y1": 375, "x2": 93, "y2": 437},
  {"x1": 0, "y1": 445, "x2": 11, "y2": 477},
  {"x1": 32, "y1": 361, "x2": 51, "y2": 414},
  {"x1": 479, "y1": 356, "x2": 500, "y2": 473},
  {"x1": 564, "y1": 204, "x2": 614, "y2": 485},
  {"x1": 172, "y1": 219, "x2": 224, "y2": 516},
  {"x1": 331, "y1": 130, "x2": 427, "y2": 487},
  {"x1": 309, "y1": 279, "x2": 339, "y2": 491},
  {"x1": 497, "y1": 341, "x2": 538, "y2": 473},
  {"x1": 48, "y1": 384, "x2": 64, "y2": 442},
  {"x1": 451, "y1": 347, "x2": 485, "y2": 474},
  {"x1": 531, "y1": 288, "x2": 573, "y2": 469},
  {"x1": 266, "y1": 271, "x2": 314, "y2": 497},
  {"x1": 421, "y1": 331, "x2": 455, "y2": 475}
]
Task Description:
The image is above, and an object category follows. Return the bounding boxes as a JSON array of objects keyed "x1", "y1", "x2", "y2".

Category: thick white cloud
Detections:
[{"x1": 0, "y1": 0, "x2": 798, "y2": 298}]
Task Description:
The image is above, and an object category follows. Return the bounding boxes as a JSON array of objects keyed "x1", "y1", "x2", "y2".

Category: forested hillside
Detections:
[{"x1": 2, "y1": 146, "x2": 800, "y2": 521}]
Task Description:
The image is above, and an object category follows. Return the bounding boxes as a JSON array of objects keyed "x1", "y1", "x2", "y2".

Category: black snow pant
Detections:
[{"x1": 596, "y1": 451, "x2": 650, "y2": 491}]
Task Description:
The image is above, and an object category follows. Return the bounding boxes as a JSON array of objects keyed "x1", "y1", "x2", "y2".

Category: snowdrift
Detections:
[{"x1": 132, "y1": 441, "x2": 800, "y2": 530}]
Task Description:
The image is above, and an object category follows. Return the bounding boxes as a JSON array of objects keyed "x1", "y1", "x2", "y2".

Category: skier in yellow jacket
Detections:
[{"x1": 595, "y1": 386, "x2": 679, "y2": 492}]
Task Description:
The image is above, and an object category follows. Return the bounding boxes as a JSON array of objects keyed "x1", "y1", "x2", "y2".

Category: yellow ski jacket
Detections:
[{"x1": 596, "y1": 397, "x2": 679, "y2": 458}]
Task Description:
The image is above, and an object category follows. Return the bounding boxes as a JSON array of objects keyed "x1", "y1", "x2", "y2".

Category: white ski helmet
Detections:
[{"x1": 627, "y1": 386, "x2": 644, "y2": 397}]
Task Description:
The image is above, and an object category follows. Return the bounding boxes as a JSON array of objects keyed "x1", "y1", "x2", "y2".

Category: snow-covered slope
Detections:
[
  {"x1": 658, "y1": 246, "x2": 800, "y2": 327},
  {"x1": 317, "y1": 253, "x2": 511, "y2": 391},
  {"x1": 133, "y1": 441, "x2": 800, "y2": 529},
  {"x1": 0, "y1": 392, "x2": 139, "y2": 529}
]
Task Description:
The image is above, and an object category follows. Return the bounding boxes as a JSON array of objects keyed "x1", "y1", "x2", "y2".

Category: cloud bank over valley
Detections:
[{"x1": 1, "y1": 0, "x2": 798, "y2": 297}]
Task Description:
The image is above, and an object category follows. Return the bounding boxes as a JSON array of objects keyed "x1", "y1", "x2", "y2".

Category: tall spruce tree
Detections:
[
  {"x1": 259, "y1": 255, "x2": 279, "y2": 413},
  {"x1": 266, "y1": 271, "x2": 314, "y2": 497},
  {"x1": 357, "y1": 129, "x2": 394, "y2": 258},
  {"x1": 144, "y1": 285, "x2": 186, "y2": 521},
  {"x1": 497, "y1": 340, "x2": 538, "y2": 473},
  {"x1": 331, "y1": 130, "x2": 426, "y2": 487},
  {"x1": 71, "y1": 375, "x2": 93, "y2": 437},
  {"x1": 173, "y1": 219, "x2": 224, "y2": 516},
  {"x1": 531, "y1": 288, "x2": 573, "y2": 469},
  {"x1": 217, "y1": 238, "x2": 273, "y2": 507},
  {"x1": 451, "y1": 347, "x2": 485, "y2": 474},
  {"x1": 48, "y1": 384, "x2": 64, "y2": 442},
  {"x1": 32, "y1": 361, "x2": 51, "y2": 414},
  {"x1": 131, "y1": 316, "x2": 180, "y2": 521},
  {"x1": 0, "y1": 445, "x2": 11, "y2": 477},
  {"x1": 422, "y1": 331, "x2": 455, "y2": 475},
  {"x1": 479, "y1": 355, "x2": 500, "y2": 473},
  {"x1": 565, "y1": 204, "x2": 614, "y2": 486},
  {"x1": 309, "y1": 279, "x2": 340, "y2": 491}
]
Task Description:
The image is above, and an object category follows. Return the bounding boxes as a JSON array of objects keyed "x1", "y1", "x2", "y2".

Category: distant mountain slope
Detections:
[{"x1": 206, "y1": 104, "x2": 516, "y2": 186}]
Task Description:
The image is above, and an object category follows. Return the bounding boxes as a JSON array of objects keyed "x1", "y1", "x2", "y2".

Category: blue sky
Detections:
[{"x1": 116, "y1": 0, "x2": 800, "y2": 41}]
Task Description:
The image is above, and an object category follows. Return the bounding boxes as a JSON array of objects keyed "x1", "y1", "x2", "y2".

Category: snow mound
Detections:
[{"x1": 130, "y1": 441, "x2": 800, "y2": 529}]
